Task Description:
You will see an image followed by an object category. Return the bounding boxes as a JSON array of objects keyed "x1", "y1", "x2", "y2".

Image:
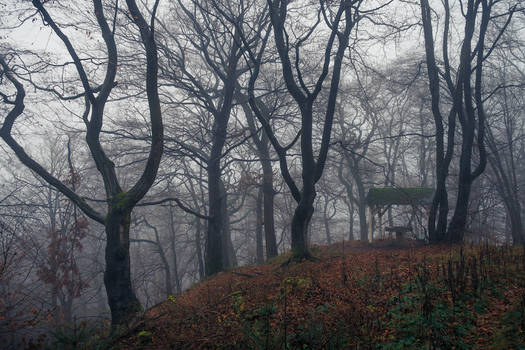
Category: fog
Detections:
[{"x1": 1, "y1": 0, "x2": 524, "y2": 348}]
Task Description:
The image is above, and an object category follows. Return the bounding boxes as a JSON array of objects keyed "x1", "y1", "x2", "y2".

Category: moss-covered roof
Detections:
[{"x1": 366, "y1": 187, "x2": 434, "y2": 206}]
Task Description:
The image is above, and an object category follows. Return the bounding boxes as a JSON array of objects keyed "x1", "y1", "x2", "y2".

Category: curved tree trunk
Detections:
[
  {"x1": 422, "y1": 0, "x2": 499, "y2": 243},
  {"x1": 420, "y1": 0, "x2": 459, "y2": 244},
  {"x1": 2, "y1": 0, "x2": 163, "y2": 327},
  {"x1": 290, "y1": 185, "x2": 315, "y2": 260},
  {"x1": 428, "y1": 180, "x2": 449, "y2": 243},
  {"x1": 447, "y1": 145, "x2": 473, "y2": 243},
  {"x1": 248, "y1": 1, "x2": 354, "y2": 261}
]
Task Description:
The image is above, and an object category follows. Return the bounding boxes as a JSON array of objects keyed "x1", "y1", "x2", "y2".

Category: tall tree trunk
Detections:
[
  {"x1": 220, "y1": 180, "x2": 236, "y2": 268},
  {"x1": 261, "y1": 158, "x2": 278, "y2": 259},
  {"x1": 143, "y1": 219, "x2": 173, "y2": 297},
  {"x1": 487, "y1": 128, "x2": 524, "y2": 244},
  {"x1": 420, "y1": 0, "x2": 457, "y2": 243},
  {"x1": 51, "y1": 290, "x2": 59, "y2": 324},
  {"x1": 206, "y1": 157, "x2": 224, "y2": 276},
  {"x1": 508, "y1": 207, "x2": 524, "y2": 245},
  {"x1": 356, "y1": 182, "x2": 368, "y2": 241},
  {"x1": 348, "y1": 200, "x2": 355, "y2": 241},
  {"x1": 187, "y1": 173, "x2": 206, "y2": 280},
  {"x1": 241, "y1": 100, "x2": 278, "y2": 260},
  {"x1": 104, "y1": 209, "x2": 140, "y2": 325},
  {"x1": 492, "y1": 171, "x2": 524, "y2": 245},
  {"x1": 351, "y1": 204, "x2": 363, "y2": 241},
  {"x1": 168, "y1": 203, "x2": 182, "y2": 295},
  {"x1": 323, "y1": 197, "x2": 332, "y2": 244},
  {"x1": 337, "y1": 158, "x2": 362, "y2": 241},
  {"x1": 195, "y1": 217, "x2": 205, "y2": 280},
  {"x1": 205, "y1": 94, "x2": 231, "y2": 276},
  {"x1": 204, "y1": 60, "x2": 238, "y2": 276},
  {"x1": 255, "y1": 187, "x2": 264, "y2": 264},
  {"x1": 60, "y1": 294, "x2": 73, "y2": 324},
  {"x1": 348, "y1": 154, "x2": 369, "y2": 241},
  {"x1": 419, "y1": 106, "x2": 430, "y2": 188}
]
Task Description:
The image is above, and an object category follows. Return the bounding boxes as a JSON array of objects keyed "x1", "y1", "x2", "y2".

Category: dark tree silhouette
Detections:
[
  {"x1": 420, "y1": 0, "x2": 518, "y2": 242},
  {"x1": 245, "y1": 0, "x2": 367, "y2": 260}
]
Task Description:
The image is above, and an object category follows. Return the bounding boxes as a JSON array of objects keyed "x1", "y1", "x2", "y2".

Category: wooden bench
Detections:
[{"x1": 385, "y1": 226, "x2": 412, "y2": 239}]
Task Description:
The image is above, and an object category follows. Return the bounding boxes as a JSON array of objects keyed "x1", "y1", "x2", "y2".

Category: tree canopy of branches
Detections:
[{"x1": 244, "y1": 0, "x2": 378, "y2": 260}]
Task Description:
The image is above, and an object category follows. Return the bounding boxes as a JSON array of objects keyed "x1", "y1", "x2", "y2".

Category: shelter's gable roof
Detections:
[{"x1": 366, "y1": 187, "x2": 434, "y2": 206}]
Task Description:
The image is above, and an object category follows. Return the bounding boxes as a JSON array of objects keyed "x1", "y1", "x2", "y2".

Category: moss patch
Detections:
[
  {"x1": 366, "y1": 187, "x2": 434, "y2": 206},
  {"x1": 112, "y1": 191, "x2": 129, "y2": 211}
]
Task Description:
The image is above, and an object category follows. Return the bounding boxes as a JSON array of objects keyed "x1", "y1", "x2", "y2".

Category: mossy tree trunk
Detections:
[{"x1": 104, "y1": 206, "x2": 140, "y2": 325}]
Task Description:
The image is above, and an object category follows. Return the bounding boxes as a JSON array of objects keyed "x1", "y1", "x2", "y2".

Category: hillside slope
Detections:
[{"x1": 114, "y1": 241, "x2": 525, "y2": 349}]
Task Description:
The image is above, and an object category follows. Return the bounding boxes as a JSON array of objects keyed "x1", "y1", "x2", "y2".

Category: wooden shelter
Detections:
[{"x1": 365, "y1": 187, "x2": 434, "y2": 242}]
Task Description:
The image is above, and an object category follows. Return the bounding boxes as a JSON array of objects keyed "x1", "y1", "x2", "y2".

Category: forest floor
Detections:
[{"x1": 112, "y1": 239, "x2": 525, "y2": 349}]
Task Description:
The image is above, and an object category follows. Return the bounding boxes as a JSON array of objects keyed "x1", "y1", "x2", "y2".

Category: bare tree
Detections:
[
  {"x1": 153, "y1": 0, "x2": 269, "y2": 275},
  {"x1": 419, "y1": 0, "x2": 520, "y2": 242},
  {"x1": 335, "y1": 83, "x2": 379, "y2": 241},
  {"x1": 1, "y1": 0, "x2": 163, "y2": 325},
  {"x1": 485, "y1": 76, "x2": 525, "y2": 244},
  {"x1": 240, "y1": 99, "x2": 279, "y2": 260},
  {"x1": 245, "y1": 0, "x2": 371, "y2": 260}
]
